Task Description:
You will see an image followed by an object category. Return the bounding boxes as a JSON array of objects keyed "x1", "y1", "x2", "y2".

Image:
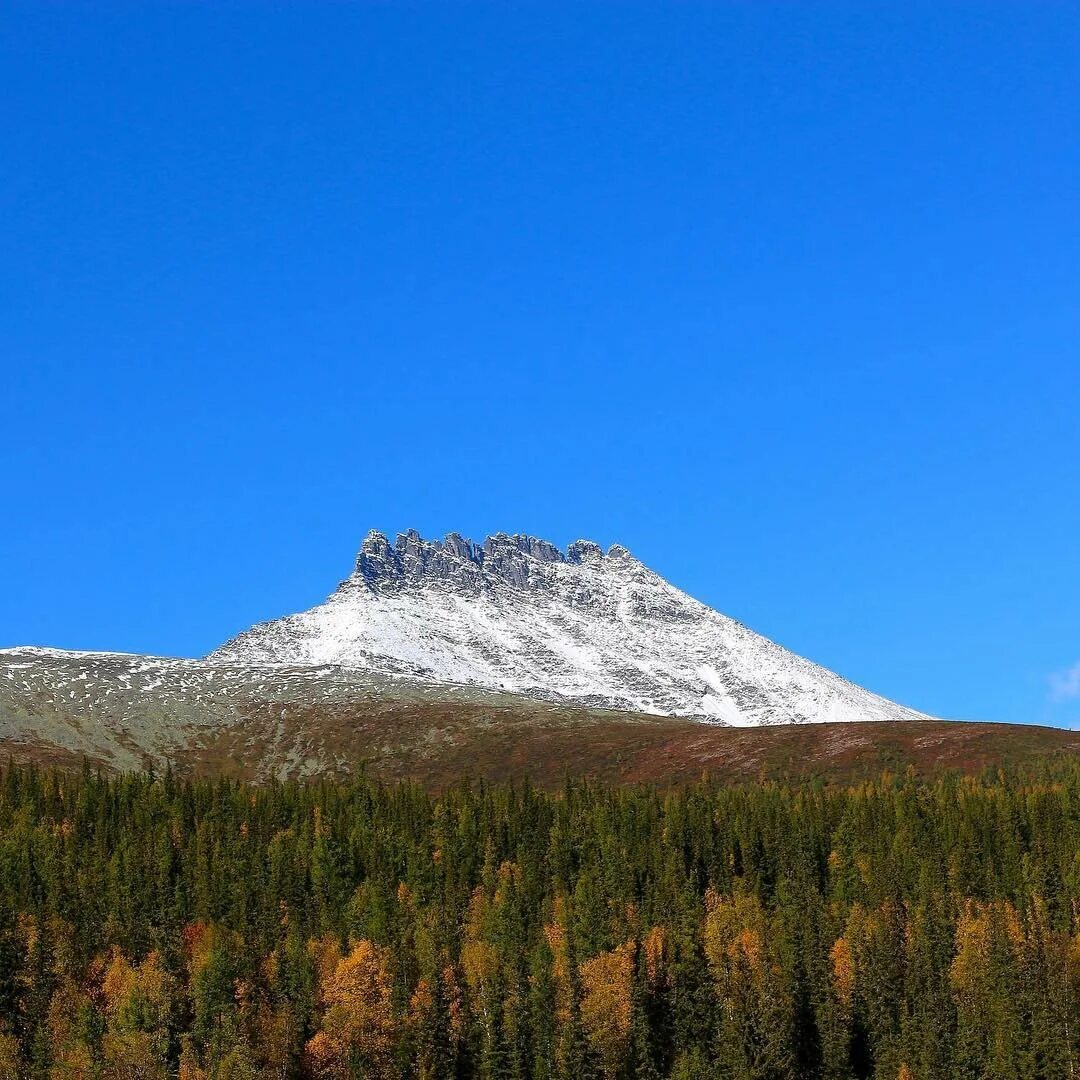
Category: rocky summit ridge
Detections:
[
  {"x1": 350, "y1": 529, "x2": 627, "y2": 593},
  {"x1": 210, "y1": 527, "x2": 935, "y2": 727}
]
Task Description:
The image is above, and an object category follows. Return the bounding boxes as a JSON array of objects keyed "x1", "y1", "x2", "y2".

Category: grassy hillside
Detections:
[{"x1": 4, "y1": 689, "x2": 1078, "y2": 787}]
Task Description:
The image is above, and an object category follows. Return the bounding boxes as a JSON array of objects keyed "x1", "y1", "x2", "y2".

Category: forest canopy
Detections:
[{"x1": 0, "y1": 760, "x2": 1078, "y2": 1078}]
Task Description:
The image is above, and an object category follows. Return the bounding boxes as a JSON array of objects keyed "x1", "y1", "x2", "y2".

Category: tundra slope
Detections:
[
  {"x1": 0, "y1": 644, "x2": 560, "y2": 775},
  {"x1": 212, "y1": 529, "x2": 933, "y2": 726}
]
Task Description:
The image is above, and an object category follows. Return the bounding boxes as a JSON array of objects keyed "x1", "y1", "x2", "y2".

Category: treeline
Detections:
[{"x1": 0, "y1": 761, "x2": 1078, "y2": 1078}]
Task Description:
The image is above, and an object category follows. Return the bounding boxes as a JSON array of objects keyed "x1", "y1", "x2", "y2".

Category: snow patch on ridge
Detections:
[{"x1": 696, "y1": 665, "x2": 752, "y2": 726}]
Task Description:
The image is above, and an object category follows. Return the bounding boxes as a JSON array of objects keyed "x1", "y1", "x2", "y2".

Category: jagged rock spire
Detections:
[{"x1": 351, "y1": 529, "x2": 628, "y2": 592}]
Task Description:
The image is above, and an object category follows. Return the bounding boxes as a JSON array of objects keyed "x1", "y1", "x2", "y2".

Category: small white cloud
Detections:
[{"x1": 1049, "y1": 661, "x2": 1080, "y2": 702}]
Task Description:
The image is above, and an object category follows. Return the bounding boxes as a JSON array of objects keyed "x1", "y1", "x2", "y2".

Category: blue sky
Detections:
[{"x1": 2, "y1": 3, "x2": 1078, "y2": 727}]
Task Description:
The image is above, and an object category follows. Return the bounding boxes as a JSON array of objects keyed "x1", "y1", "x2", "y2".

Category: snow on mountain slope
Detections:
[{"x1": 211, "y1": 529, "x2": 933, "y2": 726}]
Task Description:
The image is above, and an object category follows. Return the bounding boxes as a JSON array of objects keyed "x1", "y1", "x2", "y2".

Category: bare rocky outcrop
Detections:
[{"x1": 353, "y1": 529, "x2": 602, "y2": 593}]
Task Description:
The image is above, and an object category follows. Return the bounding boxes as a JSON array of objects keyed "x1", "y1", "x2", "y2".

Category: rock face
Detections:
[
  {"x1": 355, "y1": 529, "x2": 574, "y2": 592},
  {"x1": 211, "y1": 529, "x2": 934, "y2": 726}
]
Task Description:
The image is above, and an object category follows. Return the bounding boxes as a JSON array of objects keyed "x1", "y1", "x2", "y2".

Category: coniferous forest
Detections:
[{"x1": 0, "y1": 761, "x2": 1078, "y2": 1079}]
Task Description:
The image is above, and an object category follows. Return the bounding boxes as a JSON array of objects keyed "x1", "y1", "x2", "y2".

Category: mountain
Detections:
[
  {"x1": 211, "y1": 528, "x2": 932, "y2": 726},
  {"x1": 5, "y1": 526, "x2": 1022, "y2": 783}
]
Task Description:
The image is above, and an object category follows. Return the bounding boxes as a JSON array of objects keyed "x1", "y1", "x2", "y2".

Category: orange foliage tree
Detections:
[{"x1": 305, "y1": 939, "x2": 397, "y2": 1079}]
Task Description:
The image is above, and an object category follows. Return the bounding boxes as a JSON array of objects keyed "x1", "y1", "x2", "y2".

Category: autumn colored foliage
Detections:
[{"x1": 0, "y1": 761, "x2": 1077, "y2": 1077}]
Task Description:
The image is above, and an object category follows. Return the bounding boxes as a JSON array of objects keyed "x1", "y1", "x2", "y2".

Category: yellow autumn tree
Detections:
[
  {"x1": 702, "y1": 890, "x2": 767, "y2": 991},
  {"x1": 460, "y1": 886, "x2": 499, "y2": 999},
  {"x1": 544, "y1": 894, "x2": 573, "y2": 1030},
  {"x1": 101, "y1": 950, "x2": 138, "y2": 1015},
  {"x1": 306, "y1": 935, "x2": 345, "y2": 1008},
  {"x1": 830, "y1": 936, "x2": 854, "y2": 1011},
  {"x1": 579, "y1": 942, "x2": 635, "y2": 1080},
  {"x1": 820, "y1": 933, "x2": 858, "y2": 1078},
  {"x1": 305, "y1": 939, "x2": 397, "y2": 1079},
  {"x1": 443, "y1": 964, "x2": 465, "y2": 1047},
  {"x1": 950, "y1": 902, "x2": 992, "y2": 1013},
  {"x1": 178, "y1": 1036, "x2": 209, "y2": 1080},
  {"x1": 949, "y1": 900, "x2": 1032, "y2": 1078},
  {"x1": 0, "y1": 1030, "x2": 21, "y2": 1080},
  {"x1": 44, "y1": 980, "x2": 93, "y2": 1079},
  {"x1": 643, "y1": 924, "x2": 668, "y2": 992},
  {"x1": 102, "y1": 948, "x2": 173, "y2": 1040},
  {"x1": 182, "y1": 923, "x2": 215, "y2": 982},
  {"x1": 97, "y1": 948, "x2": 174, "y2": 1080},
  {"x1": 702, "y1": 890, "x2": 793, "y2": 1078},
  {"x1": 49, "y1": 1046, "x2": 95, "y2": 1080}
]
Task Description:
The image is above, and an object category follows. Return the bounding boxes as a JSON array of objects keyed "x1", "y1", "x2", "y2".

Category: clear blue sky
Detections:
[{"x1": 3, "y1": 4, "x2": 1078, "y2": 727}]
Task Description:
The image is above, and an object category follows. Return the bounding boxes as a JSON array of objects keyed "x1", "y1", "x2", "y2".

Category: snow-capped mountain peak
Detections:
[{"x1": 210, "y1": 529, "x2": 933, "y2": 727}]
